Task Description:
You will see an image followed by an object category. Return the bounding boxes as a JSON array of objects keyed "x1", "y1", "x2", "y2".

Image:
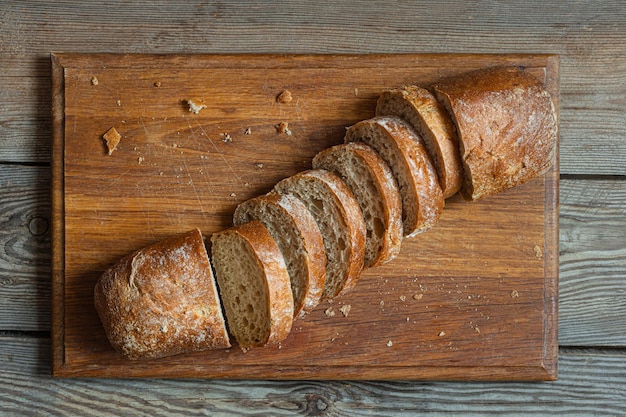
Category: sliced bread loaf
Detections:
[
  {"x1": 211, "y1": 220, "x2": 294, "y2": 348},
  {"x1": 345, "y1": 116, "x2": 444, "y2": 237},
  {"x1": 376, "y1": 85, "x2": 462, "y2": 199},
  {"x1": 274, "y1": 169, "x2": 366, "y2": 300},
  {"x1": 233, "y1": 193, "x2": 327, "y2": 318},
  {"x1": 430, "y1": 66, "x2": 558, "y2": 201},
  {"x1": 312, "y1": 142, "x2": 403, "y2": 267},
  {"x1": 94, "y1": 229, "x2": 231, "y2": 360}
]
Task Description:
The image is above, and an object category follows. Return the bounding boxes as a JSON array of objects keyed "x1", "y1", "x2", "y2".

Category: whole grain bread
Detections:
[
  {"x1": 430, "y1": 66, "x2": 558, "y2": 201},
  {"x1": 376, "y1": 85, "x2": 462, "y2": 199},
  {"x1": 93, "y1": 229, "x2": 230, "y2": 360},
  {"x1": 345, "y1": 116, "x2": 444, "y2": 237},
  {"x1": 312, "y1": 142, "x2": 403, "y2": 267},
  {"x1": 233, "y1": 193, "x2": 327, "y2": 318},
  {"x1": 211, "y1": 220, "x2": 294, "y2": 348},
  {"x1": 274, "y1": 169, "x2": 366, "y2": 299}
]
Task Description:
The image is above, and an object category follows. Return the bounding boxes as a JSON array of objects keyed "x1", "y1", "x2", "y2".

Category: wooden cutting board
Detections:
[{"x1": 51, "y1": 53, "x2": 559, "y2": 380}]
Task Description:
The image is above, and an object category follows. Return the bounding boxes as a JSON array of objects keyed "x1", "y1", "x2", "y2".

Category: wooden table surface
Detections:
[{"x1": 1, "y1": 1, "x2": 624, "y2": 415}]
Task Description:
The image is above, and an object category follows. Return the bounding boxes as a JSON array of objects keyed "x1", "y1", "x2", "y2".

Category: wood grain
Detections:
[
  {"x1": 2, "y1": 170, "x2": 623, "y2": 346},
  {"x1": 0, "y1": 165, "x2": 51, "y2": 331},
  {"x1": 1, "y1": 1, "x2": 625, "y2": 173},
  {"x1": 1, "y1": 0, "x2": 625, "y2": 412},
  {"x1": 559, "y1": 179, "x2": 626, "y2": 346},
  {"x1": 2, "y1": 337, "x2": 626, "y2": 416},
  {"x1": 50, "y1": 53, "x2": 558, "y2": 380}
]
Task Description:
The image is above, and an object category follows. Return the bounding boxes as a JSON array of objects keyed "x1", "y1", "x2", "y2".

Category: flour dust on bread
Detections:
[
  {"x1": 312, "y1": 142, "x2": 403, "y2": 267},
  {"x1": 376, "y1": 85, "x2": 462, "y2": 199},
  {"x1": 431, "y1": 66, "x2": 558, "y2": 201},
  {"x1": 274, "y1": 169, "x2": 366, "y2": 300},
  {"x1": 233, "y1": 193, "x2": 327, "y2": 318},
  {"x1": 93, "y1": 229, "x2": 230, "y2": 360},
  {"x1": 211, "y1": 220, "x2": 294, "y2": 348},
  {"x1": 345, "y1": 116, "x2": 444, "y2": 237}
]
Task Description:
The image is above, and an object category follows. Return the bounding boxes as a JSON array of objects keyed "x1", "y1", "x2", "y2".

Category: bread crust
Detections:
[
  {"x1": 312, "y1": 142, "x2": 403, "y2": 267},
  {"x1": 211, "y1": 221, "x2": 294, "y2": 347},
  {"x1": 274, "y1": 169, "x2": 366, "y2": 299},
  {"x1": 345, "y1": 116, "x2": 444, "y2": 237},
  {"x1": 233, "y1": 193, "x2": 327, "y2": 318},
  {"x1": 376, "y1": 85, "x2": 462, "y2": 198},
  {"x1": 93, "y1": 229, "x2": 230, "y2": 360},
  {"x1": 431, "y1": 66, "x2": 558, "y2": 201}
]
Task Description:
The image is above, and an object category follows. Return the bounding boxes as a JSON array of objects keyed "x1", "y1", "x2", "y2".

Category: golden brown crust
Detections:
[
  {"x1": 431, "y1": 66, "x2": 558, "y2": 201},
  {"x1": 376, "y1": 86, "x2": 462, "y2": 198},
  {"x1": 93, "y1": 229, "x2": 230, "y2": 360},
  {"x1": 345, "y1": 116, "x2": 444, "y2": 237},
  {"x1": 212, "y1": 221, "x2": 294, "y2": 347},
  {"x1": 233, "y1": 193, "x2": 327, "y2": 318},
  {"x1": 312, "y1": 142, "x2": 403, "y2": 267}
]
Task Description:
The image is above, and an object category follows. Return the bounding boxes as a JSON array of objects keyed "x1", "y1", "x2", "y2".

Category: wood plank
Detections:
[
  {"x1": 0, "y1": 165, "x2": 51, "y2": 331},
  {"x1": 0, "y1": 1, "x2": 625, "y2": 173},
  {"x1": 559, "y1": 179, "x2": 626, "y2": 346},
  {"x1": 50, "y1": 53, "x2": 558, "y2": 380},
  {"x1": 1, "y1": 337, "x2": 625, "y2": 415},
  {"x1": 2, "y1": 165, "x2": 624, "y2": 347}
]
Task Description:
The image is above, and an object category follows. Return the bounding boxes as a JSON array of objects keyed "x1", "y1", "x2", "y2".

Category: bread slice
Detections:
[
  {"x1": 233, "y1": 193, "x2": 327, "y2": 318},
  {"x1": 345, "y1": 116, "x2": 444, "y2": 237},
  {"x1": 93, "y1": 229, "x2": 230, "y2": 360},
  {"x1": 431, "y1": 66, "x2": 558, "y2": 201},
  {"x1": 211, "y1": 221, "x2": 294, "y2": 349},
  {"x1": 274, "y1": 169, "x2": 366, "y2": 299},
  {"x1": 312, "y1": 142, "x2": 403, "y2": 267},
  {"x1": 211, "y1": 220, "x2": 293, "y2": 349},
  {"x1": 376, "y1": 85, "x2": 462, "y2": 199}
]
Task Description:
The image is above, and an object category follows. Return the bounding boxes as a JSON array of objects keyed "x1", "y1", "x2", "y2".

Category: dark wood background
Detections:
[{"x1": 1, "y1": 1, "x2": 625, "y2": 414}]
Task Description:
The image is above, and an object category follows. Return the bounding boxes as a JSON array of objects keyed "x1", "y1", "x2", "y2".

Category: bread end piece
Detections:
[
  {"x1": 93, "y1": 229, "x2": 231, "y2": 360},
  {"x1": 431, "y1": 66, "x2": 558, "y2": 201}
]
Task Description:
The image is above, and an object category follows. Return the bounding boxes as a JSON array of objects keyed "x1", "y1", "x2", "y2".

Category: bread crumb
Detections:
[
  {"x1": 276, "y1": 90, "x2": 292, "y2": 103},
  {"x1": 438, "y1": 331, "x2": 446, "y2": 337},
  {"x1": 413, "y1": 293, "x2": 423, "y2": 300},
  {"x1": 186, "y1": 99, "x2": 207, "y2": 114},
  {"x1": 354, "y1": 87, "x2": 359, "y2": 96},
  {"x1": 116, "y1": 99, "x2": 121, "y2": 106},
  {"x1": 475, "y1": 326, "x2": 481, "y2": 334},
  {"x1": 154, "y1": 81, "x2": 162, "y2": 87},
  {"x1": 137, "y1": 156, "x2": 144, "y2": 164},
  {"x1": 255, "y1": 163, "x2": 264, "y2": 169},
  {"x1": 399, "y1": 295, "x2": 406, "y2": 302},
  {"x1": 276, "y1": 122, "x2": 292, "y2": 135},
  {"x1": 222, "y1": 133, "x2": 232, "y2": 143},
  {"x1": 245, "y1": 127, "x2": 252, "y2": 135},
  {"x1": 91, "y1": 76, "x2": 99, "y2": 86},
  {"x1": 102, "y1": 127, "x2": 121, "y2": 155},
  {"x1": 533, "y1": 245, "x2": 543, "y2": 258},
  {"x1": 511, "y1": 290, "x2": 520, "y2": 298},
  {"x1": 387, "y1": 340, "x2": 393, "y2": 347},
  {"x1": 324, "y1": 307, "x2": 335, "y2": 317},
  {"x1": 339, "y1": 304, "x2": 351, "y2": 317},
  {"x1": 379, "y1": 300, "x2": 385, "y2": 307},
  {"x1": 230, "y1": 193, "x2": 236, "y2": 198}
]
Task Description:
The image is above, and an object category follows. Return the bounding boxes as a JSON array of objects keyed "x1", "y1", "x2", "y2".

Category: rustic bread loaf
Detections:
[
  {"x1": 430, "y1": 66, "x2": 558, "y2": 201},
  {"x1": 312, "y1": 142, "x2": 403, "y2": 267},
  {"x1": 274, "y1": 169, "x2": 366, "y2": 299},
  {"x1": 345, "y1": 116, "x2": 444, "y2": 237},
  {"x1": 211, "y1": 220, "x2": 294, "y2": 348},
  {"x1": 233, "y1": 193, "x2": 327, "y2": 318},
  {"x1": 376, "y1": 85, "x2": 462, "y2": 199},
  {"x1": 93, "y1": 229, "x2": 230, "y2": 360}
]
